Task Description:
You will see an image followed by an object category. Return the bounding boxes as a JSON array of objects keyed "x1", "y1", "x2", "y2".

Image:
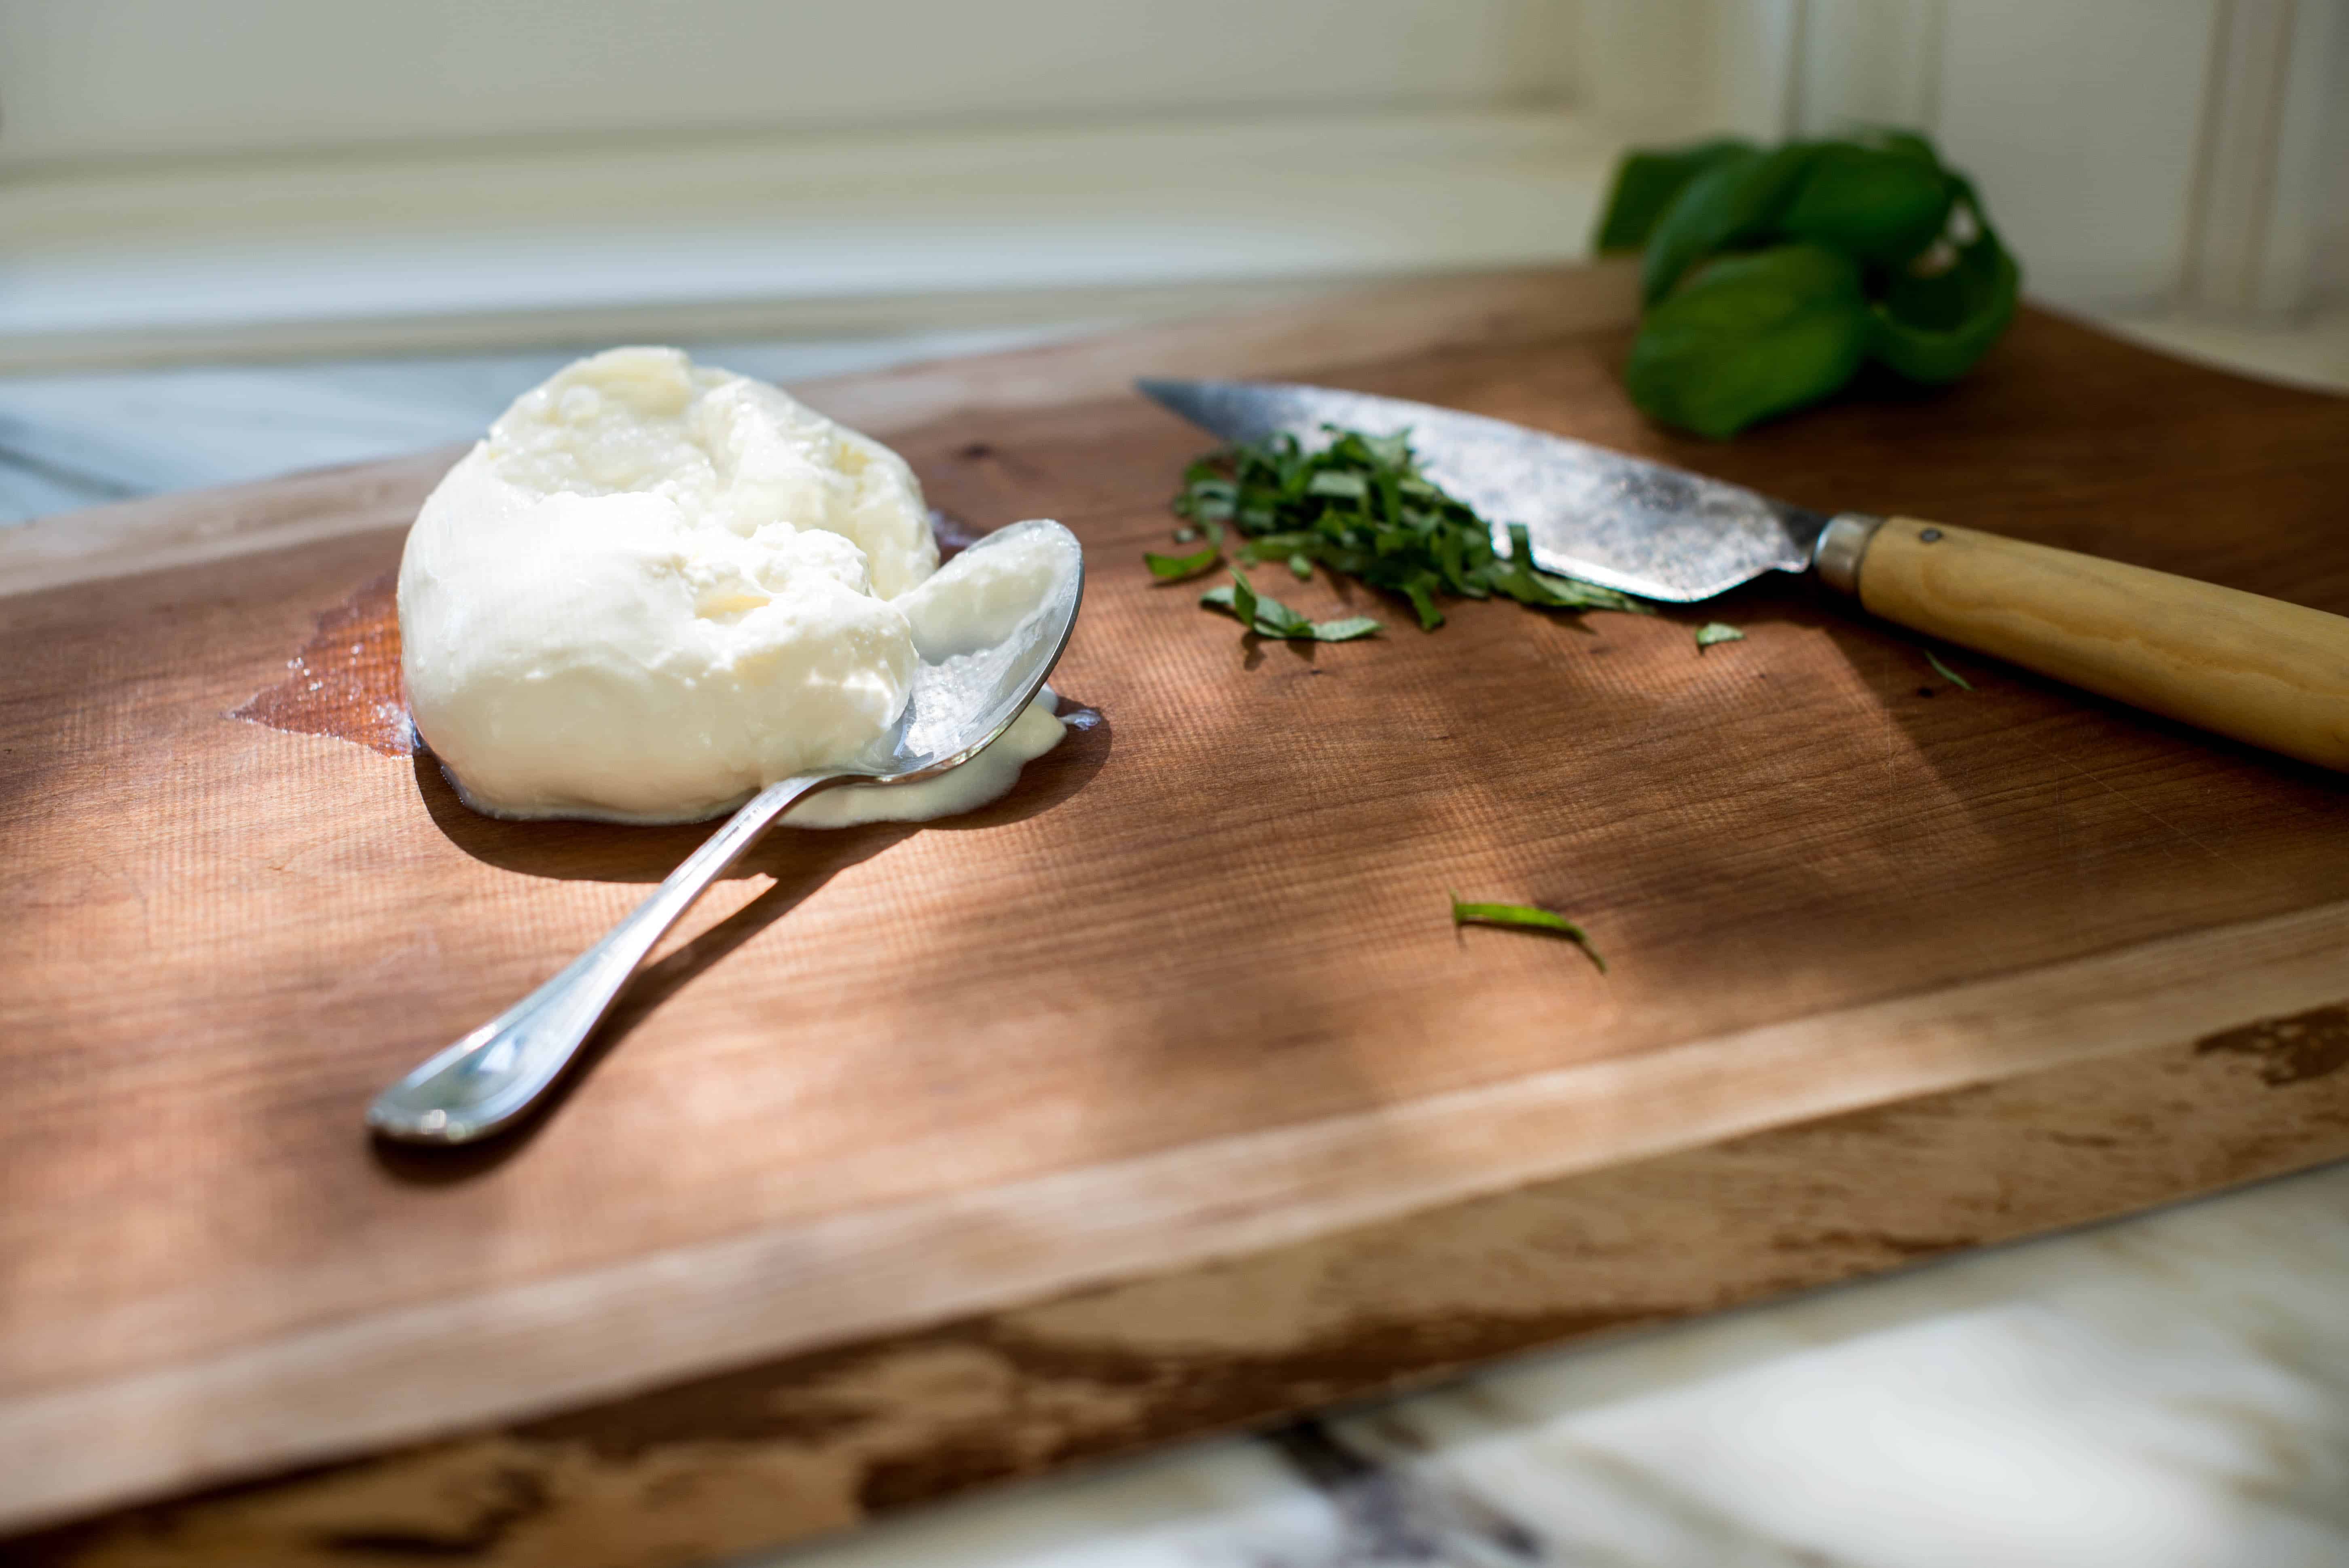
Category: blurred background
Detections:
[{"x1": 0, "y1": 0, "x2": 2342, "y2": 519}]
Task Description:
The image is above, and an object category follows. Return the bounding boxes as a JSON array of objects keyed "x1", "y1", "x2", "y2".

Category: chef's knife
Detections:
[{"x1": 1139, "y1": 378, "x2": 2349, "y2": 772}]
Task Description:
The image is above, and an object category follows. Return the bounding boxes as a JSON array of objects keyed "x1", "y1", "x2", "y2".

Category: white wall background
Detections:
[
  {"x1": 0, "y1": 0, "x2": 1581, "y2": 165},
  {"x1": 1935, "y1": 0, "x2": 2219, "y2": 310},
  {"x1": 0, "y1": 0, "x2": 2337, "y2": 363}
]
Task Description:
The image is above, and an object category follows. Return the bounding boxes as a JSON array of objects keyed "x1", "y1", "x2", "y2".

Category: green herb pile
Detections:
[
  {"x1": 1594, "y1": 129, "x2": 2019, "y2": 438},
  {"x1": 1149, "y1": 425, "x2": 1652, "y2": 636}
]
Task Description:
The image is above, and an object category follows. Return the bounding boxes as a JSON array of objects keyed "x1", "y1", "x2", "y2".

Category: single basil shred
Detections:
[
  {"x1": 1450, "y1": 894, "x2": 1606, "y2": 973},
  {"x1": 1695, "y1": 621, "x2": 1745, "y2": 650},
  {"x1": 1144, "y1": 544, "x2": 1222, "y2": 582},
  {"x1": 1309, "y1": 616, "x2": 1382, "y2": 642},
  {"x1": 1163, "y1": 425, "x2": 1654, "y2": 636},
  {"x1": 1202, "y1": 565, "x2": 1381, "y2": 642},
  {"x1": 1925, "y1": 649, "x2": 1973, "y2": 690}
]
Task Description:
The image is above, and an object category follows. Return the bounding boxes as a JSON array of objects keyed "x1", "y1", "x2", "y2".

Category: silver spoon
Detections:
[{"x1": 368, "y1": 519, "x2": 1084, "y2": 1145}]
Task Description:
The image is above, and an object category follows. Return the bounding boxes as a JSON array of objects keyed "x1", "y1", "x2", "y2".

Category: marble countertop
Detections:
[{"x1": 8, "y1": 319, "x2": 2345, "y2": 1568}]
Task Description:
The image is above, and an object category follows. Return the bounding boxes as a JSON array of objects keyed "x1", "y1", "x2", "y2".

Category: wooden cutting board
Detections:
[{"x1": 7, "y1": 265, "x2": 2349, "y2": 1568}]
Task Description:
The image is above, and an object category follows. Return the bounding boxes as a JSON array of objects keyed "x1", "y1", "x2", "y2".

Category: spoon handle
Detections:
[{"x1": 367, "y1": 770, "x2": 840, "y2": 1144}]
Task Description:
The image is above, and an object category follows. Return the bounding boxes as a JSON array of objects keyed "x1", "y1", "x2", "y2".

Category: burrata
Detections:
[{"x1": 399, "y1": 346, "x2": 1067, "y2": 825}]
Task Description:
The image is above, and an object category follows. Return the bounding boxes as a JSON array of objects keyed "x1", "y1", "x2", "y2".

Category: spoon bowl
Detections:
[{"x1": 368, "y1": 519, "x2": 1084, "y2": 1145}]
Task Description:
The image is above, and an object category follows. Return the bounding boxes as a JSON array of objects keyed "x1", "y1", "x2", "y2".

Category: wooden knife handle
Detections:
[{"x1": 1836, "y1": 516, "x2": 2349, "y2": 771}]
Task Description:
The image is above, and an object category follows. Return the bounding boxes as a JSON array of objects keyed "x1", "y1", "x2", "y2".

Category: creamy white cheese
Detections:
[{"x1": 399, "y1": 346, "x2": 1066, "y2": 825}]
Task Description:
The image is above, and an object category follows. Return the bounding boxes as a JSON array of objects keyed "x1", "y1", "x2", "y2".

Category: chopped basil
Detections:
[
  {"x1": 1450, "y1": 895, "x2": 1607, "y2": 973},
  {"x1": 1144, "y1": 544, "x2": 1223, "y2": 581},
  {"x1": 1925, "y1": 649, "x2": 1974, "y2": 690},
  {"x1": 1309, "y1": 616, "x2": 1382, "y2": 642},
  {"x1": 1227, "y1": 564, "x2": 1258, "y2": 631},
  {"x1": 1202, "y1": 568, "x2": 1383, "y2": 643},
  {"x1": 1695, "y1": 621, "x2": 1746, "y2": 649},
  {"x1": 1530, "y1": 572, "x2": 1654, "y2": 614},
  {"x1": 1173, "y1": 425, "x2": 1652, "y2": 635}
]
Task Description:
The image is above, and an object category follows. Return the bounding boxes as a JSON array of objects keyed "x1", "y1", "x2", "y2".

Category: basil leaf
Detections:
[
  {"x1": 1288, "y1": 552, "x2": 1314, "y2": 581},
  {"x1": 1926, "y1": 649, "x2": 1974, "y2": 690},
  {"x1": 1598, "y1": 130, "x2": 2017, "y2": 435},
  {"x1": 1866, "y1": 129, "x2": 1943, "y2": 166},
  {"x1": 1204, "y1": 566, "x2": 1339, "y2": 639},
  {"x1": 1483, "y1": 524, "x2": 1654, "y2": 614},
  {"x1": 1402, "y1": 578, "x2": 1445, "y2": 631},
  {"x1": 1695, "y1": 621, "x2": 1745, "y2": 649},
  {"x1": 1228, "y1": 565, "x2": 1259, "y2": 633},
  {"x1": 1625, "y1": 244, "x2": 1872, "y2": 438},
  {"x1": 1309, "y1": 616, "x2": 1382, "y2": 641},
  {"x1": 1255, "y1": 596, "x2": 1317, "y2": 639},
  {"x1": 1237, "y1": 531, "x2": 1316, "y2": 559},
  {"x1": 1592, "y1": 138, "x2": 1756, "y2": 253},
  {"x1": 1357, "y1": 429, "x2": 1413, "y2": 470},
  {"x1": 1640, "y1": 142, "x2": 1823, "y2": 306},
  {"x1": 1144, "y1": 544, "x2": 1222, "y2": 581},
  {"x1": 1487, "y1": 521, "x2": 1544, "y2": 605},
  {"x1": 1778, "y1": 144, "x2": 1955, "y2": 265},
  {"x1": 1450, "y1": 894, "x2": 1607, "y2": 973},
  {"x1": 1869, "y1": 184, "x2": 2021, "y2": 383},
  {"x1": 1532, "y1": 571, "x2": 1655, "y2": 614}
]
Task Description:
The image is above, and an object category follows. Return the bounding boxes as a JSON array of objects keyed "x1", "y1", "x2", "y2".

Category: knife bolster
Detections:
[{"x1": 1811, "y1": 513, "x2": 1885, "y2": 595}]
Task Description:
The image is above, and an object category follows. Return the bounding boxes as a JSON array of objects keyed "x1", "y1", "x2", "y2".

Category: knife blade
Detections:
[
  {"x1": 1136, "y1": 378, "x2": 1839, "y2": 603},
  {"x1": 1136, "y1": 376, "x2": 2349, "y2": 773}
]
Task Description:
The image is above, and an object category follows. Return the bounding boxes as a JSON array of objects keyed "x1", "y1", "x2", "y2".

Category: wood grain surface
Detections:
[
  {"x1": 1859, "y1": 517, "x2": 2349, "y2": 770},
  {"x1": 5, "y1": 267, "x2": 2349, "y2": 1566}
]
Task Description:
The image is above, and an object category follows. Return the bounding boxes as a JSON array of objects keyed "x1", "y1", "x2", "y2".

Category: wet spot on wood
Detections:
[
  {"x1": 229, "y1": 518, "x2": 987, "y2": 757},
  {"x1": 2196, "y1": 1004, "x2": 2349, "y2": 1086},
  {"x1": 229, "y1": 570, "x2": 412, "y2": 756}
]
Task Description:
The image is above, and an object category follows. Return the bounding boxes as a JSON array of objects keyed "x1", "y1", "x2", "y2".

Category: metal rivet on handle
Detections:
[{"x1": 1919, "y1": 527, "x2": 1943, "y2": 543}]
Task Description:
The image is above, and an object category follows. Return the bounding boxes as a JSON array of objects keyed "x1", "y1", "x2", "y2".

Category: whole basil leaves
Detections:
[
  {"x1": 1625, "y1": 245, "x2": 1871, "y2": 439},
  {"x1": 1595, "y1": 130, "x2": 2018, "y2": 438}
]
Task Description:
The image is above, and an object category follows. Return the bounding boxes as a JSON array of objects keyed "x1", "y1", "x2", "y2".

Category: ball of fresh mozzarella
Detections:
[{"x1": 399, "y1": 346, "x2": 1064, "y2": 825}]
